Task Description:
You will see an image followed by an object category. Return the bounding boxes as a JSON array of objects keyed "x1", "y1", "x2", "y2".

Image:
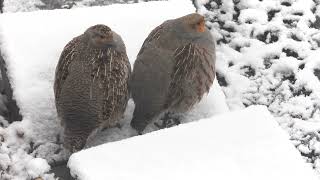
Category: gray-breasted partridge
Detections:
[
  {"x1": 54, "y1": 24, "x2": 131, "y2": 152},
  {"x1": 130, "y1": 13, "x2": 216, "y2": 133}
]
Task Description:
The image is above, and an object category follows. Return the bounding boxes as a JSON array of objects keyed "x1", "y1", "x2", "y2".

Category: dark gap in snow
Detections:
[
  {"x1": 311, "y1": 16, "x2": 320, "y2": 29},
  {"x1": 228, "y1": 62, "x2": 234, "y2": 67},
  {"x1": 192, "y1": 0, "x2": 201, "y2": 10},
  {"x1": 216, "y1": 72, "x2": 228, "y2": 87},
  {"x1": 282, "y1": 48, "x2": 300, "y2": 59},
  {"x1": 250, "y1": 30, "x2": 255, "y2": 38},
  {"x1": 313, "y1": 0, "x2": 320, "y2": 4},
  {"x1": 0, "y1": 52, "x2": 23, "y2": 123},
  {"x1": 203, "y1": 0, "x2": 221, "y2": 10},
  {"x1": 0, "y1": 0, "x2": 3, "y2": 13},
  {"x1": 264, "y1": 58, "x2": 272, "y2": 69},
  {"x1": 208, "y1": 18, "x2": 217, "y2": 24},
  {"x1": 54, "y1": 147, "x2": 63, "y2": 155},
  {"x1": 204, "y1": 1, "x2": 214, "y2": 11},
  {"x1": 281, "y1": 1, "x2": 292, "y2": 6},
  {"x1": 312, "y1": 0, "x2": 319, "y2": 13},
  {"x1": 299, "y1": 63, "x2": 305, "y2": 70},
  {"x1": 282, "y1": 73, "x2": 296, "y2": 84},
  {"x1": 292, "y1": 87, "x2": 312, "y2": 97},
  {"x1": 263, "y1": 54, "x2": 279, "y2": 69},
  {"x1": 213, "y1": 0, "x2": 222, "y2": 7},
  {"x1": 232, "y1": 43, "x2": 250, "y2": 52},
  {"x1": 233, "y1": 45, "x2": 241, "y2": 52},
  {"x1": 290, "y1": 33, "x2": 302, "y2": 41},
  {"x1": 312, "y1": 6, "x2": 317, "y2": 13},
  {"x1": 313, "y1": 68, "x2": 320, "y2": 80},
  {"x1": 292, "y1": 12, "x2": 303, "y2": 16},
  {"x1": 217, "y1": 20, "x2": 225, "y2": 27},
  {"x1": 222, "y1": 25, "x2": 235, "y2": 33},
  {"x1": 245, "y1": 19, "x2": 254, "y2": 24},
  {"x1": 51, "y1": 164, "x2": 76, "y2": 180},
  {"x1": 233, "y1": 5, "x2": 241, "y2": 21},
  {"x1": 37, "y1": 0, "x2": 77, "y2": 10},
  {"x1": 220, "y1": 10, "x2": 226, "y2": 14},
  {"x1": 217, "y1": 37, "x2": 229, "y2": 45},
  {"x1": 283, "y1": 18, "x2": 299, "y2": 28},
  {"x1": 267, "y1": 9, "x2": 281, "y2": 21},
  {"x1": 256, "y1": 30, "x2": 279, "y2": 44},
  {"x1": 241, "y1": 65, "x2": 256, "y2": 77},
  {"x1": 300, "y1": 150, "x2": 318, "y2": 163},
  {"x1": 290, "y1": 114, "x2": 303, "y2": 119},
  {"x1": 28, "y1": 141, "x2": 35, "y2": 154},
  {"x1": 16, "y1": 130, "x2": 24, "y2": 138},
  {"x1": 311, "y1": 35, "x2": 320, "y2": 48}
]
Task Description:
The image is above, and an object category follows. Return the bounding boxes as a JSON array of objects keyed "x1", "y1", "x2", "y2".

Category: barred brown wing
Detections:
[
  {"x1": 138, "y1": 24, "x2": 164, "y2": 56},
  {"x1": 54, "y1": 37, "x2": 81, "y2": 99},
  {"x1": 165, "y1": 43, "x2": 215, "y2": 110},
  {"x1": 93, "y1": 50, "x2": 131, "y2": 126}
]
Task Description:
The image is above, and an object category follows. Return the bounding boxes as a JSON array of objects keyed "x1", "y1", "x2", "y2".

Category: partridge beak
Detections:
[{"x1": 196, "y1": 19, "x2": 205, "y2": 33}]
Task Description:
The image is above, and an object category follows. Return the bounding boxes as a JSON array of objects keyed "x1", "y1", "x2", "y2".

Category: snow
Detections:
[
  {"x1": 3, "y1": 0, "x2": 43, "y2": 13},
  {"x1": 68, "y1": 106, "x2": 319, "y2": 180},
  {"x1": 239, "y1": 8, "x2": 268, "y2": 24},
  {"x1": 85, "y1": 80, "x2": 229, "y2": 148},
  {"x1": 0, "y1": 0, "x2": 230, "y2": 179},
  {"x1": 0, "y1": 0, "x2": 195, "y2": 144},
  {"x1": 2, "y1": 0, "x2": 152, "y2": 13},
  {"x1": 196, "y1": 0, "x2": 320, "y2": 172},
  {"x1": 1, "y1": 0, "x2": 320, "y2": 178},
  {"x1": 26, "y1": 158, "x2": 51, "y2": 179}
]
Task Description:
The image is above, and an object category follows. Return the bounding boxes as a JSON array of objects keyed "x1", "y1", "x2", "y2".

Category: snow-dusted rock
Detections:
[{"x1": 68, "y1": 106, "x2": 318, "y2": 180}]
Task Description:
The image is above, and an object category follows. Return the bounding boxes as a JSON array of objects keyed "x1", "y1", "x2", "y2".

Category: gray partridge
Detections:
[
  {"x1": 130, "y1": 13, "x2": 216, "y2": 133},
  {"x1": 54, "y1": 24, "x2": 131, "y2": 152}
]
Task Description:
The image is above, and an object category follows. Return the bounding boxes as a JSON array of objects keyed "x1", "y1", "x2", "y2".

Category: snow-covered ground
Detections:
[
  {"x1": 195, "y1": 0, "x2": 320, "y2": 172},
  {"x1": 2, "y1": 0, "x2": 158, "y2": 13},
  {"x1": 68, "y1": 106, "x2": 319, "y2": 180},
  {"x1": 1, "y1": 0, "x2": 320, "y2": 179}
]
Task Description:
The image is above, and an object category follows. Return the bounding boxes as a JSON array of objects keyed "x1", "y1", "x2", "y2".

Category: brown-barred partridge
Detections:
[
  {"x1": 54, "y1": 24, "x2": 131, "y2": 152},
  {"x1": 130, "y1": 13, "x2": 216, "y2": 133}
]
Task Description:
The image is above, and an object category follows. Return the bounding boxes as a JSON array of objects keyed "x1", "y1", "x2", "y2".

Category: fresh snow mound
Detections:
[
  {"x1": 68, "y1": 106, "x2": 318, "y2": 180},
  {"x1": 26, "y1": 158, "x2": 51, "y2": 178}
]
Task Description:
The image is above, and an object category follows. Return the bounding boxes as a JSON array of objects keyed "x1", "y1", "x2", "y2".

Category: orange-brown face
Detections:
[
  {"x1": 195, "y1": 19, "x2": 205, "y2": 33},
  {"x1": 183, "y1": 13, "x2": 206, "y2": 33}
]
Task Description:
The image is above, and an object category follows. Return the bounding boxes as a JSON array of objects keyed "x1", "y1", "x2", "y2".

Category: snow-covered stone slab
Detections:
[{"x1": 68, "y1": 105, "x2": 318, "y2": 180}]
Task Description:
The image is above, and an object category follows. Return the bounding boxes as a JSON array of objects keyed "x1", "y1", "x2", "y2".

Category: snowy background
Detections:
[
  {"x1": 2, "y1": 0, "x2": 160, "y2": 13},
  {"x1": 0, "y1": 0, "x2": 320, "y2": 179},
  {"x1": 196, "y1": 0, "x2": 320, "y2": 173}
]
